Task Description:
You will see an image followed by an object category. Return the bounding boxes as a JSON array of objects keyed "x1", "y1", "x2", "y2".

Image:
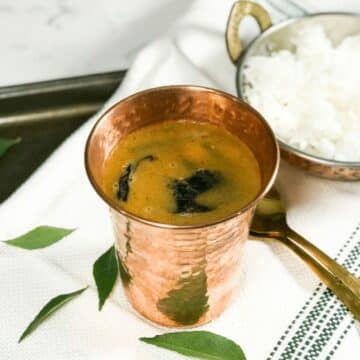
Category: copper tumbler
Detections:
[{"x1": 85, "y1": 86, "x2": 279, "y2": 327}]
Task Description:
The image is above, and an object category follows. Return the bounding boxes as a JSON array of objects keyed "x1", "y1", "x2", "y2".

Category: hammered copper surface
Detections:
[
  {"x1": 226, "y1": 1, "x2": 360, "y2": 181},
  {"x1": 85, "y1": 85, "x2": 279, "y2": 327},
  {"x1": 111, "y1": 207, "x2": 254, "y2": 326},
  {"x1": 281, "y1": 149, "x2": 360, "y2": 181}
]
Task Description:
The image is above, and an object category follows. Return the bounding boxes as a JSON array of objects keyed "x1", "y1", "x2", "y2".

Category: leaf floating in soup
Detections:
[
  {"x1": 104, "y1": 121, "x2": 262, "y2": 225},
  {"x1": 117, "y1": 164, "x2": 132, "y2": 201},
  {"x1": 134, "y1": 155, "x2": 156, "y2": 170},
  {"x1": 186, "y1": 169, "x2": 219, "y2": 193},
  {"x1": 171, "y1": 169, "x2": 220, "y2": 213},
  {"x1": 117, "y1": 155, "x2": 156, "y2": 202}
]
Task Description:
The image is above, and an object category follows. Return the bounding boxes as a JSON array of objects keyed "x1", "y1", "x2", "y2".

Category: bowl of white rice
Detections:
[{"x1": 226, "y1": 1, "x2": 360, "y2": 180}]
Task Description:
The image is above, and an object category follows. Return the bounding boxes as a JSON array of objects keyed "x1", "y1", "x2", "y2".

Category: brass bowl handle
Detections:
[{"x1": 226, "y1": 1, "x2": 272, "y2": 64}]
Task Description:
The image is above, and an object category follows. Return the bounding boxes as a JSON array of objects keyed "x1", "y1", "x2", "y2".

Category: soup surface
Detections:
[{"x1": 103, "y1": 120, "x2": 261, "y2": 225}]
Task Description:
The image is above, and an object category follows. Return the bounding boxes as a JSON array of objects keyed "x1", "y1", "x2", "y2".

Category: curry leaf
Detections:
[
  {"x1": 117, "y1": 164, "x2": 132, "y2": 201},
  {"x1": 19, "y1": 287, "x2": 88, "y2": 343},
  {"x1": 140, "y1": 331, "x2": 246, "y2": 360},
  {"x1": 117, "y1": 155, "x2": 156, "y2": 201},
  {"x1": 171, "y1": 169, "x2": 220, "y2": 213},
  {"x1": 93, "y1": 245, "x2": 119, "y2": 310},
  {"x1": 3, "y1": 226, "x2": 75, "y2": 250},
  {"x1": 0, "y1": 137, "x2": 21, "y2": 157},
  {"x1": 133, "y1": 155, "x2": 156, "y2": 170}
]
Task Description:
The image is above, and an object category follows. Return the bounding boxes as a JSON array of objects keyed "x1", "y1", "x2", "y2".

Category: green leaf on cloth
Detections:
[
  {"x1": 93, "y1": 245, "x2": 119, "y2": 310},
  {"x1": 19, "y1": 287, "x2": 88, "y2": 343},
  {"x1": 3, "y1": 226, "x2": 75, "y2": 249},
  {"x1": 0, "y1": 137, "x2": 21, "y2": 157},
  {"x1": 140, "y1": 331, "x2": 247, "y2": 360}
]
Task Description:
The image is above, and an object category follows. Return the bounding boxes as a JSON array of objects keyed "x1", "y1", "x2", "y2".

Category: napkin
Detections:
[{"x1": 1, "y1": 1, "x2": 360, "y2": 359}]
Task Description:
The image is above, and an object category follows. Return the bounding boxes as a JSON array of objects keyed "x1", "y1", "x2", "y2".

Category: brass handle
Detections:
[
  {"x1": 226, "y1": 1, "x2": 272, "y2": 64},
  {"x1": 281, "y1": 228, "x2": 360, "y2": 321}
]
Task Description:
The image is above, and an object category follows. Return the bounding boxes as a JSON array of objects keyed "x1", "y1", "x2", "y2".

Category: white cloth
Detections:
[{"x1": 1, "y1": 1, "x2": 360, "y2": 359}]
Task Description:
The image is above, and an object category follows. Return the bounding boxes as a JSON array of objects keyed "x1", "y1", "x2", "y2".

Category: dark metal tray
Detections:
[{"x1": 0, "y1": 70, "x2": 126, "y2": 203}]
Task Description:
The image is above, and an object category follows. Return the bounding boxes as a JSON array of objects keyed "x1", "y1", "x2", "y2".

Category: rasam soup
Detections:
[{"x1": 103, "y1": 120, "x2": 261, "y2": 225}]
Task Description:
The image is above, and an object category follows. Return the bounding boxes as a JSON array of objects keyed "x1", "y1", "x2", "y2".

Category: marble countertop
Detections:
[
  {"x1": 0, "y1": 0, "x2": 193, "y2": 86},
  {"x1": 2, "y1": 0, "x2": 359, "y2": 88}
]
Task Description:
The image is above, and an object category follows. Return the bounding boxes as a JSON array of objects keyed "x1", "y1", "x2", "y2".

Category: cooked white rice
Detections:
[{"x1": 243, "y1": 25, "x2": 360, "y2": 162}]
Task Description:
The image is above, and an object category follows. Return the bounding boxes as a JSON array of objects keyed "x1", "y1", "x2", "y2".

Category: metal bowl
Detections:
[{"x1": 226, "y1": 1, "x2": 360, "y2": 180}]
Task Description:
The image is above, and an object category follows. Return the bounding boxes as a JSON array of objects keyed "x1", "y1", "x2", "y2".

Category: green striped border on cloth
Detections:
[
  {"x1": 267, "y1": 223, "x2": 360, "y2": 359},
  {"x1": 251, "y1": 2, "x2": 358, "y2": 358}
]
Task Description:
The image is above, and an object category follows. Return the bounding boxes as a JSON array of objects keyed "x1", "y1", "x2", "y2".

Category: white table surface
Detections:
[{"x1": 0, "y1": 0, "x2": 194, "y2": 86}]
